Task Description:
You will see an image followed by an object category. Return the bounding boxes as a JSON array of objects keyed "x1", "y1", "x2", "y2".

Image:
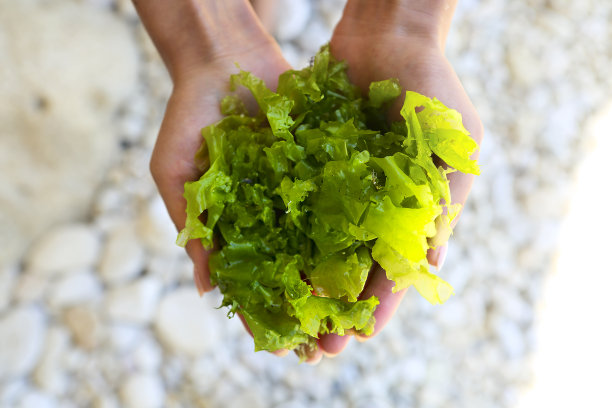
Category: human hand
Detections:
[
  {"x1": 136, "y1": 1, "x2": 304, "y2": 357},
  {"x1": 318, "y1": 0, "x2": 484, "y2": 356}
]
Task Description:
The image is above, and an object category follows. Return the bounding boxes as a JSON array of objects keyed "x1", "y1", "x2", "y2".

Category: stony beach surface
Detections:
[{"x1": 1, "y1": 0, "x2": 611, "y2": 407}]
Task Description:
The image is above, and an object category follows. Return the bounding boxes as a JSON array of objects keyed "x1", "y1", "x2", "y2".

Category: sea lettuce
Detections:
[{"x1": 178, "y1": 45, "x2": 480, "y2": 353}]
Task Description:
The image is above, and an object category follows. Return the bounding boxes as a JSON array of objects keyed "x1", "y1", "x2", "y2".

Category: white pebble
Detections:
[
  {"x1": 99, "y1": 223, "x2": 145, "y2": 285},
  {"x1": 14, "y1": 272, "x2": 50, "y2": 304},
  {"x1": 492, "y1": 287, "x2": 533, "y2": 326},
  {"x1": 435, "y1": 299, "x2": 468, "y2": 329},
  {"x1": 132, "y1": 337, "x2": 163, "y2": 372},
  {"x1": 274, "y1": 0, "x2": 312, "y2": 41},
  {"x1": 524, "y1": 184, "x2": 568, "y2": 218},
  {"x1": 119, "y1": 113, "x2": 146, "y2": 144},
  {"x1": 494, "y1": 317, "x2": 526, "y2": 360},
  {"x1": 93, "y1": 187, "x2": 124, "y2": 216},
  {"x1": 507, "y1": 44, "x2": 543, "y2": 86},
  {"x1": 229, "y1": 390, "x2": 265, "y2": 408},
  {"x1": 105, "y1": 277, "x2": 162, "y2": 324},
  {"x1": 279, "y1": 42, "x2": 304, "y2": 70},
  {"x1": 17, "y1": 391, "x2": 57, "y2": 408},
  {"x1": 0, "y1": 378, "x2": 28, "y2": 407},
  {"x1": 401, "y1": 356, "x2": 427, "y2": 384},
  {"x1": 316, "y1": 0, "x2": 345, "y2": 30},
  {"x1": 297, "y1": 18, "x2": 333, "y2": 54},
  {"x1": 187, "y1": 356, "x2": 217, "y2": 394},
  {"x1": 137, "y1": 196, "x2": 182, "y2": 256},
  {"x1": 33, "y1": 327, "x2": 70, "y2": 395},
  {"x1": 93, "y1": 395, "x2": 120, "y2": 408},
  {"x1": 108, "y1": 324, "x2": 144, "y2": 352},
  {"x1": 84, "y1": 0, "x2": 115, "y2": 9},
  {"x1": 47, "y1": 270, "x2": 102, "y2": 308},
  {"x1": 63, "y1": 306, "x2": 102, "y2": 350},
  {"x1": 0, "y1": 306, "x2": 46, "y2": 379},
  {"x1": 155, "y1": 287, "x2": 221, "y2": 356},
  {"x1": 0, "y1": 264, "x2": 17, "y2": 312},
  {"x1": 26, "y1": 224, "x2": 101, "y2": 277},
  {"x1": 120, "y1": 373, "x2": 165, "y2": 408},
  {"x1": 225, "y1": 363, "x2": 253, "y2": 389},
  {"x1": 115, "y1": 0, "x2": 139, "y2": 19}
]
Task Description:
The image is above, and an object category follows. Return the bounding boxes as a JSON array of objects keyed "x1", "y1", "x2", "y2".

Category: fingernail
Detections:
[
  {"x1": 355, "y1": 335, "x2": 368, "y2": 343},
  {"x1": 322, "y1": 350, "x2": 337, "y2": 359},
  {"x1": 194, "y1": 266, "x2": 205, "y2": 297},
  {"x1": 306, "y1": 354, "x2": 322, "y2": 365},
  {"x1": 273, "y1": 349, "x2": 289, "y2": 357},
  {"x1": 436, "y1": 245, "x2": 448, "y2": 271}
]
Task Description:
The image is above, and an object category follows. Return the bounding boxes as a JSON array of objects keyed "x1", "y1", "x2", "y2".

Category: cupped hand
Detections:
[
  {"x1": 147, "y1": 3, "x2": 315, "y2": 358},
  {"x1": 318, "y1": 0, "x2": 484, "y2": 356}
]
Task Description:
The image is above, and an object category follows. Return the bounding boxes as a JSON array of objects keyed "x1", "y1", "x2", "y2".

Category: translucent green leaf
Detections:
[{"x1": 309, "y1": 247, "x2": 372, "y2": 302}]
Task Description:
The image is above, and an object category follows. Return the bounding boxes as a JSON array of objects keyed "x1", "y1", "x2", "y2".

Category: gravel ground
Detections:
[{"x1": 1, "y1": 0, "x2": 611, "y2": 407}]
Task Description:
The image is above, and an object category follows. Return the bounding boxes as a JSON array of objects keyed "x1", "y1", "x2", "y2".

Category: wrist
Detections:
[
  {"x1": 341, "y1": 0, "x2": 457, "y2": 50},
  {"x1": 134, "y1": 0, "x2": 270, "y2": 83}
]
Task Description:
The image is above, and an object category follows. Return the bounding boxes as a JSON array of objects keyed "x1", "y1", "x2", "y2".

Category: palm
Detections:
[{"x1": 150, "y1": 44, "x2": 291, "y2": 292}]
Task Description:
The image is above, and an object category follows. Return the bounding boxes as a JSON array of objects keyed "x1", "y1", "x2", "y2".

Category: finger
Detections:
[
  {"x1": 295, "y1": 345, "x2": 323, "y2": 365},
  {"x1": 427, "y1": 243, "x2": 448, "y2": 271},
  {"x1": 305, "y1": 348, "x2": 323, "y2": 365},
  {"x1": 355, "y1": 264, "x2": 407, "y2": 341},
  {"x1": 151, "y1": 153, "x2": 216, "y2": 294},
  {"x1": 151, "y1": 145, "x2": 216, "y2": 295},
  {"x1": 318, "y1": 333, "x2": 351, "y2": 357},
  {"x1": 187, "y1": 240, "x2": 214, "y2": 295}
]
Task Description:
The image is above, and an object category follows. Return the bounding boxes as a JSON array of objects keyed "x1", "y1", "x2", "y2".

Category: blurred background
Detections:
[{"x1": 1, "y1": 0, "x2": 611, "y2": 407}]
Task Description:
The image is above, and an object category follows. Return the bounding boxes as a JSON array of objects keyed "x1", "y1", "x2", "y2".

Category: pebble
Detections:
[
  {"x1": 296, "y1": 18, "x2": 332, "y2": 54},
  {"x1": 17, "y1": 391, "x2": 58, "y2": 408},
  {"x1": 279, "y1": 42, "x2": 306, "y2": 70},
  {"x1": 146, "y1": 255, "x2": 192, "y2": 286},
  {"x1": 33, "y1": 327, "x2": 70, "y2": 395},
  {"x1": 118, "y1": 112, "x2": 146, "y2": 145},
  {"x1": 187, "y1": 356, "x2": 217, "y2": 394},
  {"x1": 63, "y1": 306, "x2": 103, "y2": 350},
  {"x1": 120, "y1": 373, "x2": 165, "y2": 408},
  {"x1": 494, "y1": 317, "x2": 526, "y2": 360},
  {"x1": 137, "y1": 196, "x2": 182, "y2": 256},
  {"x1": 115, "y1": 0, "x2": 139, "y2": 20},
  {"x1": 274, "y1": 0, "x2": 312, "y2": 41},
  {"x1": 0, "y1": 0, "x2": 139, "y2": 269},
  {"x1": 132, "y1": 337, "x2": 163, "y2": 372},
  {"x1": 99, "y1": 223, "x2": 146, "y2": 285},
  {"x1": 435, "y1": 298, "x2": 468, "y2": 329},
  {"x1": 227, "y1": 390, "x2": 265, "y2": 408},
  {"x1": 0, "y1": 264, "x2": 17, "y2": 312},
  {"x1": 105, "y1": 277, "x2": 162, "y2": 324},
  {"x1": 26, "y1": 224, "x2": 101, "y2": 277},
  {"x1": 85, "y1": 0, "x2": 115, "y2": 9},
  {"x1": 0, "y1": 306, "x2": 46, "y2": 379},
  {"x1": 47, "y1": 270, "x2": 102, "y2": 308},
  {"x1": 524, "y1": 184, "x2": 568, "y2": 218},
  {"x1": 93, "y1": 395, "x2": 120, "y2": 408},
  {"x1": 93, "y1": 187, "x2": 125, "y2": 215},
  {"x1": 316, "y1": 0, "x2": 345, "y2": 29},
  {"x1": 401, "y1": 356, "x2": 428, "y2": 384},
  {"x1": 155, "y1": 287, "x2": 221, "y2": 356},
  {"x1": 0, "y1": 378, "x2": 28, "y2": 407},
  {"x1": 107, "y1": 324, "x2": 144, "y2": 352}
]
